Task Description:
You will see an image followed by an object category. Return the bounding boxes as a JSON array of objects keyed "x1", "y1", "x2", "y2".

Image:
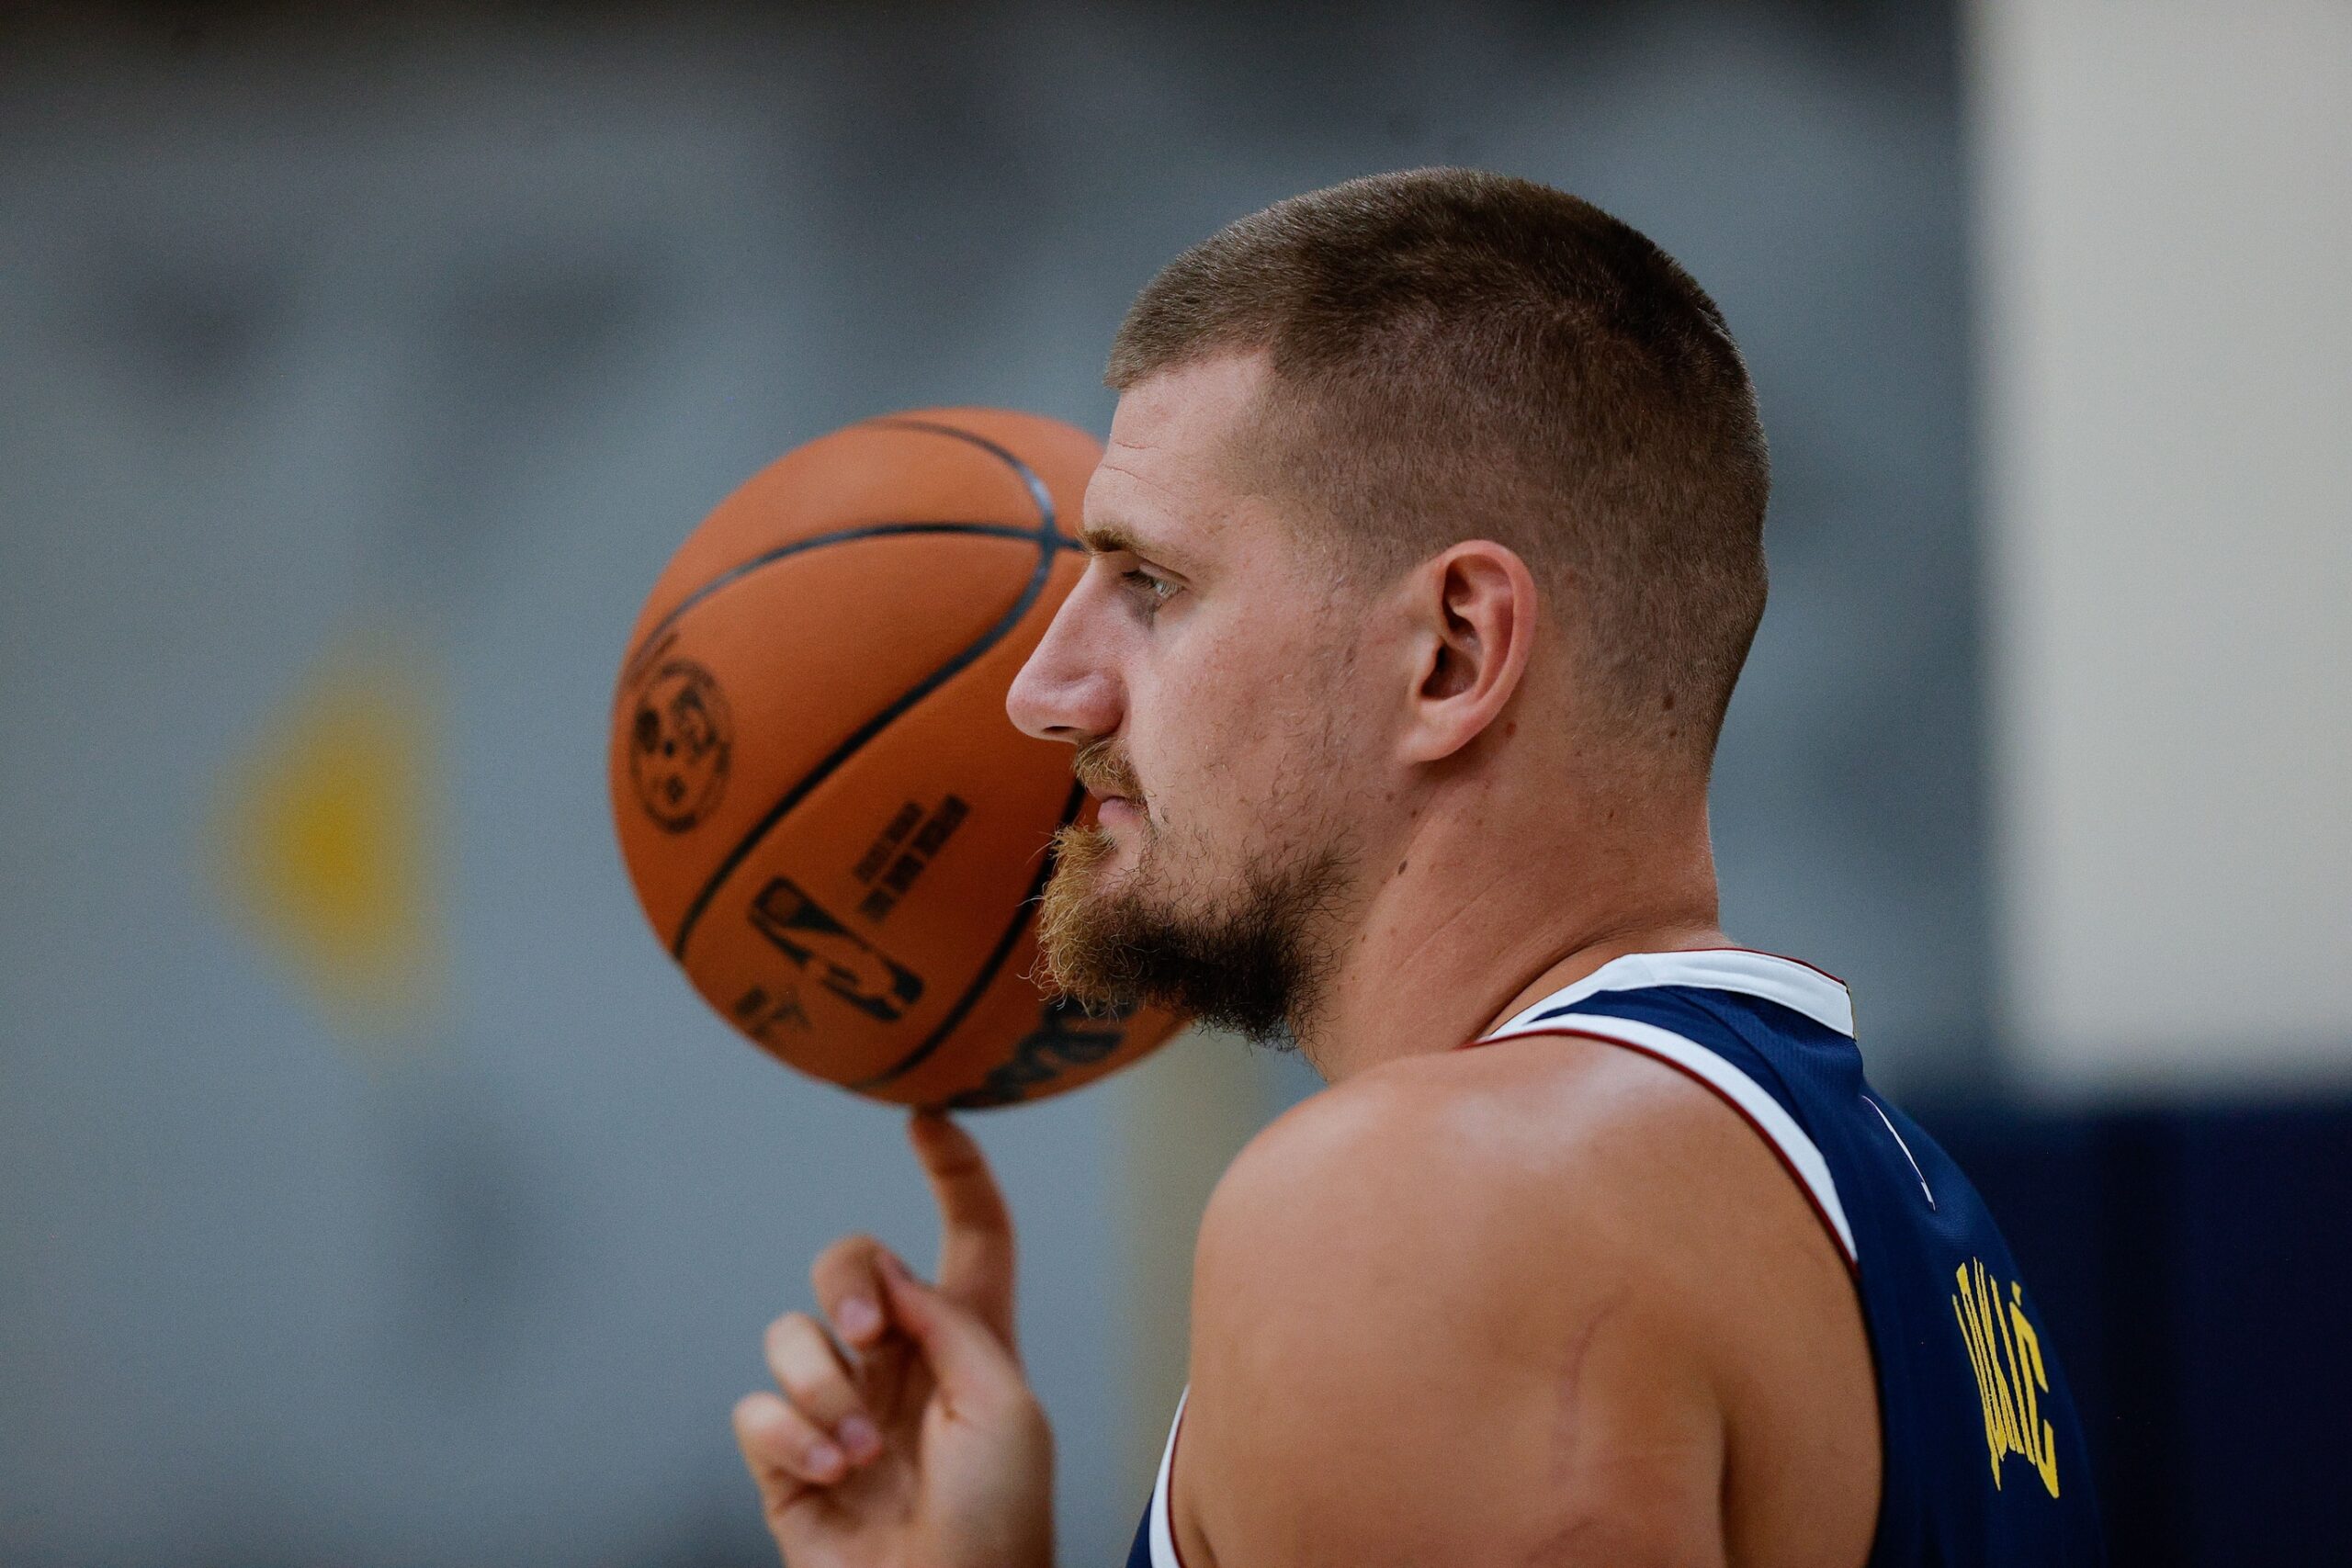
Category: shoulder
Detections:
[
  {"x1": 1196, "y1": 1034, "x2": 1758, "y2": 1310},
  {"x1": 1176, "y1": 1039, "x2": 1789, "y2": 1563},
  {"x1": 1175, "y1": 1034, "x2": 1878, "y2": 1567}
]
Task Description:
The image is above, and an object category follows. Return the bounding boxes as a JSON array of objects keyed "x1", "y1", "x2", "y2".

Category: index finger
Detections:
[{"x1": 908, "y1": 1111, "x2": 1016, "y2": 1346}]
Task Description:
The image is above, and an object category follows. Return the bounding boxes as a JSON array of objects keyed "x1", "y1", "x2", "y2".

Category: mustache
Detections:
[{"x1": 1072, "y1": 738, "x2": 1144, "y2": 803}]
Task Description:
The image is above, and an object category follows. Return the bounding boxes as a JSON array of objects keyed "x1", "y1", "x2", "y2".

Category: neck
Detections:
[{"x1": 1294, "y1": 773, "x2": 1727, "y2": 1083}]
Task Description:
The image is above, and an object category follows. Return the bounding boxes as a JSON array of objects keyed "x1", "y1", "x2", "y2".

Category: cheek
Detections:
[
  {"x1": 1115, "y1": 633, "x2": 1249, "y2": 834},
  {"x1": 1148, "y1": 623, "x2": 1347, "y2": 824},
  {"x1": 1124, "y1": 582, "x2": 1363, "y2": 799}
]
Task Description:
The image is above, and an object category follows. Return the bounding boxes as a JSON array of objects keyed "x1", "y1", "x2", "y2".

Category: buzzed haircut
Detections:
[{"x1": 1108, "y1": 168, "x2": 1770, "y2": 764}]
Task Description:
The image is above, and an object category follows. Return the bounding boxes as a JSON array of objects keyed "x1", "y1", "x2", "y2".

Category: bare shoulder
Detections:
[
  {"x1": 1199, "y1": 1032, "x2": 1801, "y2": 1303},
  {"x1": 1178, "y1": 1033, "x2": 1876, "y2": 1568}
]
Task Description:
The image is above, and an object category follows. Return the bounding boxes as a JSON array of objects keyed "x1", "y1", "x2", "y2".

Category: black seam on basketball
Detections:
[
  {"x1": 847, "y1": 779, "x2": 1087, "y2": 1092},
  {"x1": 863, "y1": 418, "x2": 1067, "y2": 539},
  {"x1": 617, "y1": 521, "x2": 1065, "y2": 691},
  {"x1": 667, "y1": 422, "x2": 1067, "y2": 960},
  {"x1": 667, "y1": 544, "x2": 1053, "y2": 958}
]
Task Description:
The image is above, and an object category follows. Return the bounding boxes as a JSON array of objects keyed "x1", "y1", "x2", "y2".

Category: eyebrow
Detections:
[
  {"x1": 1079, "y1": 516, "x2": 1198, "y2": 575},
  {"x1": 1079, "y1": 521, "x2": 1151, "y2": 557}
]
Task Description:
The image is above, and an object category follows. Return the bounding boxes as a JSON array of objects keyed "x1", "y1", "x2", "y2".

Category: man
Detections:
[{"x1": 732, "y1": 170, "x2": 2104, "y2": 1566}]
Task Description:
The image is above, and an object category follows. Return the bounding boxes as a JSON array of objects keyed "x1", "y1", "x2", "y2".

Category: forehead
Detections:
[{"x1": 1084, "y1": 353, "x2": 1274, "y2": 557}]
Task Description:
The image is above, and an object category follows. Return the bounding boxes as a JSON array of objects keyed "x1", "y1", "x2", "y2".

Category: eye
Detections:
[{"x1": 1120, "y1": 566, "x2": 1180, "y2": 614}]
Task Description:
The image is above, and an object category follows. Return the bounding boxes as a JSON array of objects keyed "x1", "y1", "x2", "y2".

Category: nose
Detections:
[{"x1": 1008, "y1": 567, "x2": 1124, "y2": 744}]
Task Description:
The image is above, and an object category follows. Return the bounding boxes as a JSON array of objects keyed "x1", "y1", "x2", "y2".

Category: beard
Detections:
[{"x1": 1034, "y1": 742, "x2": 1348, "y2": 1049}]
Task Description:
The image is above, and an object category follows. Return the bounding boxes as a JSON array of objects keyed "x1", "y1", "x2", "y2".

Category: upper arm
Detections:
[{"x1": 1176, "y1": 1061, "x2": 1736, "y2": 1568}]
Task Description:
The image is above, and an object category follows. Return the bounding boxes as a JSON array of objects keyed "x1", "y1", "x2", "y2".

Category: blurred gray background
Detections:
[{"x1": 14, "y1": 2, "x2": 2324, "y2": 1565}]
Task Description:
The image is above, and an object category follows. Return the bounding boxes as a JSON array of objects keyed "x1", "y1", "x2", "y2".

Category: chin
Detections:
[{"x1": 1044, "y1": 824, "x2": 1133, "y2": 909}]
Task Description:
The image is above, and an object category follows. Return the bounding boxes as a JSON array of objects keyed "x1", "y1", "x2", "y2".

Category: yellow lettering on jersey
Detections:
[{"x1": 1951, "y1": 1258, "x2": 2061, "y2": 1498}]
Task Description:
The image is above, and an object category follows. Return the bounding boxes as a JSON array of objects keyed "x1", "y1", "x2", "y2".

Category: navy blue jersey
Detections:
[{"x1": 1125, "y1": 949, "x2": 2102, "y2": 1567}]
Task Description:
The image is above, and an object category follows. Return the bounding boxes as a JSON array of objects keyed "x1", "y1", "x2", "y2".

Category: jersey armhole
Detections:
[{"x1": 1148, "y1": 1389, "x2": 1192, "y2": 1568}]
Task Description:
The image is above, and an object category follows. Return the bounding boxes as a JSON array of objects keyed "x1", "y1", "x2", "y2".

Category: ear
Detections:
[{"x1": 1397, "y1": 541, "x2": 1538, "y2": 764}]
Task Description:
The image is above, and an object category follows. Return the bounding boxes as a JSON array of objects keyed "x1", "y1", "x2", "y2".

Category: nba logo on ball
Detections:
[
  {"x1": 747, "y1": 875, "x2": 925, "y2": 1024},
  {"x1": 606, "y1": 408, "x2": 1185, "y2": 1107}
]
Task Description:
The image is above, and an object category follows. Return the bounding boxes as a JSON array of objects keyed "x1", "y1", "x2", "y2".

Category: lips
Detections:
[{"x1": 1071, "y1": 737, "x2": 1144, "y2": 812}]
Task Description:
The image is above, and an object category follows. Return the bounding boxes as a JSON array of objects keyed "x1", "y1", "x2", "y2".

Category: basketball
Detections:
[{"x1": 607, "y1": 409, "x2": 1182, "y2": 1109}]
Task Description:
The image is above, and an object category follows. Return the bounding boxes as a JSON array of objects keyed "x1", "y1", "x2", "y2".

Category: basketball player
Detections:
[{"x1": 731, "y1": 170, "x2": 2105, "y2": 1566}]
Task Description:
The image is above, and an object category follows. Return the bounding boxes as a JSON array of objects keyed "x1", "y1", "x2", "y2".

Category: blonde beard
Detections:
[
  {"x1": 1030, "y1": 815, "x2": 1347, "y2": 1046},
  {"x1": 1031, "y1": 822, "x2": 1128, "y2": 1005}
]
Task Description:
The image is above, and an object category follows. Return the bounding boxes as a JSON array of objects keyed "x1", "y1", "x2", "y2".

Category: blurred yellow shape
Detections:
[{"x1": 209, "y1": 630, "x2": 443, "y2": 1042}]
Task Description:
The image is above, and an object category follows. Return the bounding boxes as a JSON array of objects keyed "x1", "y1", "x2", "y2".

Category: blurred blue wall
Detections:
[{"x1": 0, "y1": 5, "x2": 1995, "y2": 1565}]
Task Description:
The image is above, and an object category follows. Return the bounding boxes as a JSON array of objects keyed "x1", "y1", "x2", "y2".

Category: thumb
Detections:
[{"x1": 876, "y1": 1247, "x2": 1028, "y2": 1409}]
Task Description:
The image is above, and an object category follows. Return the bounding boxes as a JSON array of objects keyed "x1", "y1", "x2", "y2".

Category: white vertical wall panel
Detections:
[{"x1": 1971, "y1": 0, "x2": 2352, "y2": 1091}]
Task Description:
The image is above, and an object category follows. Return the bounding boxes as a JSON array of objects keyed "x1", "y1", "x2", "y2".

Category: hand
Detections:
[{"x1": 733, "y1": 1111, "x2": 1054, "y2": 1568}]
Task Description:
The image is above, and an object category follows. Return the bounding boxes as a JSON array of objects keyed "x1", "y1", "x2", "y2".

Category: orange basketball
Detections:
[{"x1": 608, "y1": 409, "x2": 1182, "y2": 1109}]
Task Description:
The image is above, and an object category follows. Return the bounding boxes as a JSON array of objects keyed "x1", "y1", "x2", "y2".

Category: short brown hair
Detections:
[{"x1": 1109, "y1": 168, "x2": 1769, "y2": 762}]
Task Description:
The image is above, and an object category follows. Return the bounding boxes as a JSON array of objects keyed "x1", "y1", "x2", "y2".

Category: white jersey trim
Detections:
[
  {"x1": 1148, "y1": 1389, "x2": 1186, "y2": 1568},
  {"x1": 1487, "y1": 948, "x2": 1855, "y2": 1039}
]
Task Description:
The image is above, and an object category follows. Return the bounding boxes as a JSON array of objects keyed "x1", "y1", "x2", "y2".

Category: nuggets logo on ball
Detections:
[{"x1": 628, "y1": 659, "x2": 732, "y2": 832}]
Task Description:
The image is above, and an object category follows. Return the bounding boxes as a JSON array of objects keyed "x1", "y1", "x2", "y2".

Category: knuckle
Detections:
[
  {"x1": 763, "y1": 1322, "x2": 856, "y2": 1414},
  {"x1": 752, "y1": 1433, "x2": 842, "y2": 1491},
  {"x1": 783, "y1": 1371, "x2": 855, "y2": 1419},
  {"x1": 763, "y1": 1311, "x2": 821, "y2": 1356},
  {"x1": 734, "y1": 1395, "x2": 800, "y2": 1458},
  {"x1": 810, "y1": 1235, "x2": 888, "y2": 1310},
  {"x1": 784, "y1": 1437, "x2": 844, "y2": 1483},
  {"x1": 815, "y1": 1231, "x2": 881, "y2": 1270},
  {"x1": 756, "y1": 1413, "x2": 844, "y2": 1483}
]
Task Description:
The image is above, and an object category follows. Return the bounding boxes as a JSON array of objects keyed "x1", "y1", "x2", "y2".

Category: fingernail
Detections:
[
  {"x1": 806, "y1": 1439, "x2": 844, "y2": 1478},
  {"x1": 837, "y1": 1414, "x2": 881, "y2": 1462},
  {"x1": 837, "y1": 1296, "x2": 880, "y2": 1340}
]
